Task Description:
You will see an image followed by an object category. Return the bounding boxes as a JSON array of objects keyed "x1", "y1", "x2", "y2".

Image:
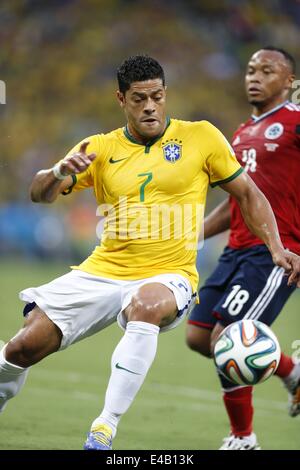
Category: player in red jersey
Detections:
[{"x1": 187, "y1": 47, "x2": 300, "y2": 450}]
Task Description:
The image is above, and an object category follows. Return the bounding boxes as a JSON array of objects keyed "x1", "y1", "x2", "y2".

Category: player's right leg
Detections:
[
  {"x1": 0, "y1": 306, "x2": 62, "y2": 412},
  {"x1": 210, "y1": 321, "x2": 260, "y2": 450},
  {"x1": 1, "y1": 270, "x2": 121, "y2": 415},
  {"x1": 186, "y1": 246, "x2": 239, "y2": 358},
  {"x1": 187, "y1": 301, "x2": 260, "y2": 450},
  {"x1": 187, "y1": 245, "x2": 297, "y2": 449},
  {"x1": 207, "y1": 245, "x2": 297, "y2": 449},
  {"x1": 186, "y1": 289, "x2": 219, "y2": 358}
]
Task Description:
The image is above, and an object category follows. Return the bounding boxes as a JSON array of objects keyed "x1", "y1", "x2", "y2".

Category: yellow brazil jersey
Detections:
[{"x1": 63, "y1": 118, "x2": 242, "y2": 293}]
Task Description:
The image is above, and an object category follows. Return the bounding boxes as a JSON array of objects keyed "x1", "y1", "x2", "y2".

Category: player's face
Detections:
[
  {"x1": 245, "y1": 50, "x2": 294, "y2": 108},
  {"x1": 117, "y1": 79, "x2": 167, "y2": 143}
]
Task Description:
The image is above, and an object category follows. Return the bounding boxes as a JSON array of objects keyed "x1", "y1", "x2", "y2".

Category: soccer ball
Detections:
[{"x1": 214, "y1": 320, "x2": 281, "y2": 386}]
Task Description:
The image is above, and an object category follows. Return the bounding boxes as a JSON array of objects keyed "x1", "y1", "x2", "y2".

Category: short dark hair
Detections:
[
  {"x1": 261, "y1": 46, "x2": 296, "y2": 74},
  {"x1": 117, "y1": 55, "x2": 165, "y2": 94}
]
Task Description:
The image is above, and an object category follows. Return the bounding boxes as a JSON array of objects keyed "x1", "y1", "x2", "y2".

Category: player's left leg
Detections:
[
  {"x1": 210, "y1": 322, "x2": 259, "y2": 450},
  {"x1": 84, "y1": 274, "x2": 194, "y2": 450},
  {"x1": 209, "y1": 247, "x2": 298, "y2": 449},
  {"x1": 186, "y1": 286, "x2": 221, "y2": 358},
  {"x1": 186, "y1": 245, "x2": 239, "y2": 358},
  {"x1": 217, "y1": 355, "x2": 300, "y2": 447},
  {"x1": 210, "y1": 322, "x2": 300, "y2": 448}
]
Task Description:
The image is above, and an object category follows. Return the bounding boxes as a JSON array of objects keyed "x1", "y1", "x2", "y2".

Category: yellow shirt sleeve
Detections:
[{"x1": 200, "y1": 121, "x2": 243, "y2": 187}]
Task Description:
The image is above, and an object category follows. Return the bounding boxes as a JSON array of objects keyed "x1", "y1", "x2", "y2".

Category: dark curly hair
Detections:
[{"x1": 117, "y1": 55, "x2": 165, "y2": 94}]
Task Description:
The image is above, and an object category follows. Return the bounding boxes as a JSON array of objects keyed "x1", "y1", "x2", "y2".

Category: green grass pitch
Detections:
[{"x1": 0, "y1": 260, "x2": 299, "y2": 449}]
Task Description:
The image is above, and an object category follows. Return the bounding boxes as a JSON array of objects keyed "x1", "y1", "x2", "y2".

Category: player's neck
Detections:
[
  {"x1": 126, "y1": 122, "x2": 168, "y2": 145},
  {"x1": 251, "y1": 97, "x2": 288, "y2": 117}
]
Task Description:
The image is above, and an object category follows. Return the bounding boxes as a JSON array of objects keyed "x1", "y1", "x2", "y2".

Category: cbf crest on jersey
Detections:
[{"x1": 162, "y1": 141, "x2": 182, "y2": 163}]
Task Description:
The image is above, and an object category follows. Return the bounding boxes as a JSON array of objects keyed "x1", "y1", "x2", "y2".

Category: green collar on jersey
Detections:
[{"x1": 123, "y1": 117, "x2": 171, "y2": 152}]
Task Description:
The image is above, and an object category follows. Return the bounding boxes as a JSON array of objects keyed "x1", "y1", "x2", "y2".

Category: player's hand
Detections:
[
  {"x1": 272, "y1": 249, "x2": 300, "y2": 287},
  {"x1": 59, "y1": 142, "x2": 96, "y2": 176}
]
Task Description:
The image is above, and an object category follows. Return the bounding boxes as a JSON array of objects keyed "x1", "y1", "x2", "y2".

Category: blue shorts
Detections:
[{"x1": 188, "y1": 245, "x2": 295, "y2": 330}]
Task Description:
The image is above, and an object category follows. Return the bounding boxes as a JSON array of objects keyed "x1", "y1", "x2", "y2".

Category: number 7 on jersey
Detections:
[{"x1": 138, "y1": 172, "x2": 153, "y2": 202}]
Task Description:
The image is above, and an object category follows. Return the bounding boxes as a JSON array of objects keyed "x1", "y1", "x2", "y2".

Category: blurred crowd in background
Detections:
[{"x1": 0, "y1": 0, "x2": 299, "y2": 269}]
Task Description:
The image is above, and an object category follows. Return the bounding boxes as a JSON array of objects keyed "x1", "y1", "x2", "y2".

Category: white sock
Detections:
[
  {"x1": 0, "y1": 345, "x2": 29, "y2": 412},
  {"x1": 92, "y1": 321, "x2": 160, "y2": 437}
]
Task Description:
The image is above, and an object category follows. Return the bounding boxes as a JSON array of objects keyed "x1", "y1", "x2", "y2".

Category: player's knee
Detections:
[
  {"x1": 126, "y1": 294, "x2": 176, "y2": 327},
  {"x1": 186, "y1": 326, "x2": 212, "y2": 358},
  {"x1": 5, "y1": 307, "x2": 63, "y2": 367},
  {"x1": 5, "y1": 328, "x2": 60, "y2": 368},
  {"x1": 5, "y1": 337, "x2": 40, "y2": 368},
  {"x1": 127, "y1": 295, "x2": 161, "y2": 324}
]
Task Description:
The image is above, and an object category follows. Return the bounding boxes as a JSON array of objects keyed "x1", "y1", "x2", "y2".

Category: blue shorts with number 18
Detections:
[{"x1": 188, "y1": 245, "x2": 295, "y2": 330}]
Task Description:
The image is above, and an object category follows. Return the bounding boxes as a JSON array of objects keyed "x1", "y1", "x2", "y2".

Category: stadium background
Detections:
[{"x1": 0, "y1": 0, "x2": 299, "y2": 449}]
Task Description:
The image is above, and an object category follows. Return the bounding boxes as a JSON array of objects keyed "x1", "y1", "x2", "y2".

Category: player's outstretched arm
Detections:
[
  {"x1": 30, "y1": 142, "x2": 96, "y2": 203},
  {"x1": 203, "y1": 198, "x2": 230, "y2": 239},
  {"x1": 221, "y1": 172, "x2": 300, "y2": 287}
]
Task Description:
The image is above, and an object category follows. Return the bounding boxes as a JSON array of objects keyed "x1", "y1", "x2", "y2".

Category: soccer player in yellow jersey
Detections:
[{"x1": 0, "y1": 55, "x2": 300, "y2": 450}]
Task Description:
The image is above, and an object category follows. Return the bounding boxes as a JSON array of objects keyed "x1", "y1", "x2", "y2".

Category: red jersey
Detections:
[{"x1": 229, "y1": 101, "x2": 300, "y2": 254}]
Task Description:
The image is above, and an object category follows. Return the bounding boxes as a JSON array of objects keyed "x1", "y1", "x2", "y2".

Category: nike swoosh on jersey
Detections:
[
  {"x1": 115, "y1": 363, "x2": 141, "y2": 375},
  {"x1": 109, "y1": 156, "x2": 128, "y2": 164}
]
